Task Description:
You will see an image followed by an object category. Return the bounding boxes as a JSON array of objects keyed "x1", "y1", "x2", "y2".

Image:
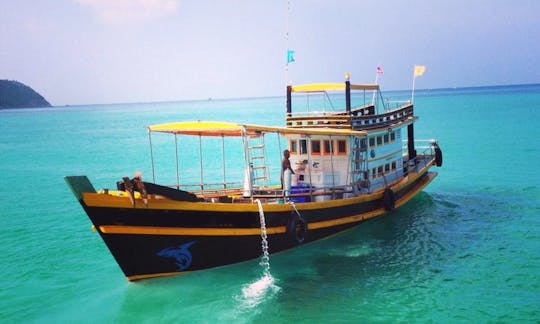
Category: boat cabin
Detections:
[{"x1": 145, "y1": 78, "x2": 439, "y2": 203}]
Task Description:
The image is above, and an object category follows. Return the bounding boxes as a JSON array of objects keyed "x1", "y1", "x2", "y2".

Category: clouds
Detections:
[{"x1": 75, "y1": 0, "x2": 179, "y2": 24}]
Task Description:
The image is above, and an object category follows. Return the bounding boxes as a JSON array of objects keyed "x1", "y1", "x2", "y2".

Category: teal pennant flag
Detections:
[{"x1": 287, "y1": 49, "x2": 295, "y2": 63}]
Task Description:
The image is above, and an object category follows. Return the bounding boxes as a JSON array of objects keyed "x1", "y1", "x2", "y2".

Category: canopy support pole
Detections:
[
  {"x1": 222, "y1": 135, "x2": 226, "y2": 189},
  {"x1": 330, "y1": 136, "x2": 336, "y2": 191},
  {"x1": 277, "y1": 132, "x2": 282, "y2": 161},
  {"x1": 175, "y1": 134, "x2": 180, "y2": 189},
  {"x1": 345, "y1": 80, "x2": 351, "y2": 114},
  {"x1": 307, "y1": 136, "x2": 313, "y2": 200},
  {"x1": 241, "y1": 128, "x2": 253, "y2": 198},
  {"x1": 148, "y1": 130, "x2": 156, "y2": 183},
  {"x1": 198, "y1": 134, "x2": 204, "y2": 193},
  {"x1": 286, "y1": 85, "x2": 292, "y2": 117}
]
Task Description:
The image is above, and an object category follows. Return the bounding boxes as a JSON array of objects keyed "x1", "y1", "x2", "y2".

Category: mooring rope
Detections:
[{"x1": 288, "y1": 200, "x2": 302, "y2": 219}]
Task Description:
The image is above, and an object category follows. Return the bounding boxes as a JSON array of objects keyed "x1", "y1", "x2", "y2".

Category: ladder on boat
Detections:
[
  {"x1": 350, "y1": 137, "x2": 370, "y2": 191},
  {"x1": 247, "y1": 135, "x2": 269, "y2": 188}
]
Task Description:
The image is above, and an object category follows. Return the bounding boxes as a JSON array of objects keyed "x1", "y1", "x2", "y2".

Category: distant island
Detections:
[{"x1": 0, "y1": 80, "x2": 51, "y2": 108}]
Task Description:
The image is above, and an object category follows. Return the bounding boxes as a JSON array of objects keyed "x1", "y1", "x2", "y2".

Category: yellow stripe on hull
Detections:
[
  {"x1": 127, "y1": 271, "x2": 191, "y2": 282},
  {"x1": 96, "y1": 171, "x2": 437, "y2": 237},
  {"x1": 99, "y1": 225, "x2": 286, "y2": 236},
  {"x1": 82, "y1": 164, "x2": 433, "y2": 213}
]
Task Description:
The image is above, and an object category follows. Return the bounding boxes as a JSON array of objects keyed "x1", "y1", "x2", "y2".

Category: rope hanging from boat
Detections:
[
  {"x1": 287, "y1": 201, "x2": 308, "y2": 243},
  {"x1": 289, "y1": 200, "x2": 301, "y2": 218}
]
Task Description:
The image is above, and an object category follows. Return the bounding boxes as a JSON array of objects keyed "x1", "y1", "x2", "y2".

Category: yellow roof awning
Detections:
[
  {"x1": 148, "y1": 120, "x2": 367, "y2": 137},
  {"x1": 291, "y1": 83, "x2": 379, "y2": 93},
  {"x1": 148, "y1": 121, "x2": 247, "y2": 136}
]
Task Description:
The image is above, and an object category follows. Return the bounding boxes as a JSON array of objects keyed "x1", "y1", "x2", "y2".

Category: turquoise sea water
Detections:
[{"x1": 1, "y1": 84, "x2": 539, "y2": 323}]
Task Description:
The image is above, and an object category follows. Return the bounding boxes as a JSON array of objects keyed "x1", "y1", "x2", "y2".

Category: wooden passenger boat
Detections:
[{"x1": 66, "y1": 76, "x2": 442, "y2": 281}]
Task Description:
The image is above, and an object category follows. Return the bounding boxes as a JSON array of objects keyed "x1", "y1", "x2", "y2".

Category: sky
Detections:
[{"x1": 1, "y1": 0, "x2": 539, "y2": 106}]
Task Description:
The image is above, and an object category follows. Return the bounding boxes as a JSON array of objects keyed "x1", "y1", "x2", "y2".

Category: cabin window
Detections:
[
  {"x1": 369, "y1": 137, "x2": 375, "y2": 147},
  {"x1": 337, "y1": 140, "x2": 347, "y2": 155},
  {"x1": 324, "y1": 140, "x2": 334, "y2": 154},
  {"x1": 299, "y1": 139, "x2": 308, "y2": 154},
  {"x1": 377, "y1": 166, "x2": 383, "y2": 176},
  {"x1": 377, "y1": 136, "x2": 382, "y2": 146},
  {"x1": 290, "y1": 140, "x2": 297, "y2": 154},
  {"x1": 390, "y1": 131, "x2": 396, "y2": 142},
  {"x1": 383, "y1": 134, "x2": 389, "y2": 144},
  {"x1": 385, "y1": 164, "x2": 390, "y2": 173},
  {"x1": 391, "y1": 161, "x2": 397, "y2": 170},
  {"x1": 311, "y1": 140, "x2": 321, "y2": 155},
  {"x1": 372, "y1": 168, "x2": 377, "y2": 178}
]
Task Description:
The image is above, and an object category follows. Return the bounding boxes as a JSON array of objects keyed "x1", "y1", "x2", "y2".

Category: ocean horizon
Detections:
[
  {"x1": 1, "y1": 83, "x2": 539, "y2": 323},
  {"x1": 2, "y1": 82, "x2": 539, "y2": 109}
]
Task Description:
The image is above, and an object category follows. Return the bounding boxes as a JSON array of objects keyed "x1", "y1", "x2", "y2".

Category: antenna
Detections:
[
  {"x1": 285, "y1": 0, "x2": 293, "y2": 86},
  {"x1": 371, "y1": 65, "x2": 383, "y2": 105}
]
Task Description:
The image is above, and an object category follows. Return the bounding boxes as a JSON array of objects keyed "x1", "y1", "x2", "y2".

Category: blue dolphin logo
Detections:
[{"x1": 157, "y1": 241, "x2": 195, "y2": 271}]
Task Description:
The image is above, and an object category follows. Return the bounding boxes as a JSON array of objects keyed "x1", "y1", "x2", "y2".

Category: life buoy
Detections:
[
  {"x1": 434, "y1": 146, "x2": 443, "y2": 167},
  {"x1": 286, "y1": 213, "x2": 308, "y2": 244},
  {"x1": 382, "y1": 188, "x2": 395, "y2": 211}
]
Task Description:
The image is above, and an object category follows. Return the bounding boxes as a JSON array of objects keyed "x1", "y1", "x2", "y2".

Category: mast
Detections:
[
  {"x1": 285, "y1": 0, "x2": 294, "y2": 118},
  {"x1": 285, "y1": 0, "x2": 292, "y2": 86}
]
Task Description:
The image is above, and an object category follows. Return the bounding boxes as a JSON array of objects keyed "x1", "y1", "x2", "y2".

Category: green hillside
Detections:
[{"x1": 0, "y1": 80, "x2": 51, "y2": 108}]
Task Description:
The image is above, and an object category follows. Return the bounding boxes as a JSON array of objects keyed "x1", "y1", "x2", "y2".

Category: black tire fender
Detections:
[
  {"x1": 286, "y1": 213, "x2": 308, "y2": 244},
  {"x1": 434, "y1": 147, "x2": 443, "y2": 167},
  {"x1": 383, "y1": 188, "x2": 395, "y2": 211}
]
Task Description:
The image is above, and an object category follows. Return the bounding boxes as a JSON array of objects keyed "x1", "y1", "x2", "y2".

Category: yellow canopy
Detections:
[
  {"x1": 148, "y1": 121, "x2": 247, "y2": 136},
  {"x1": 148, "y1": 120, "x2": 366, "y2": 137},
  {"x1": 291, "y1": 83, "x2": 379, "y2": 93}
]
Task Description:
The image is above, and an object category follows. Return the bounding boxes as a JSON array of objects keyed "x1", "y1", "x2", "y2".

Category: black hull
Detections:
[
  {"x1": 67, "y1": 171, "x2": 437, "y2": 281},
  {"x1": 97, "y1": 223, "x2": 355, "y2": 280}
]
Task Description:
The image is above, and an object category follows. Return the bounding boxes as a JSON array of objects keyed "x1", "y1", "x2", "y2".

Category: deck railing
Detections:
[
  {"x1": 286, "y1": 103, "x2": 414, "y2": 130},
  {"x1": 351, "y1": 103, "x2": 414, "y2": 130},
  {"x1": 402, "y1": 139, "x2": 438, "y2": 173},
  {"x1": 164, "y1": 181, "x2": 244, "y2": 198}
]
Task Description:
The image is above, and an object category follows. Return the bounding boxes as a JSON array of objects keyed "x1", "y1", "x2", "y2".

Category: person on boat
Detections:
[{"x1": 281, "y1": 150, "x2": 295, "y2": 194}]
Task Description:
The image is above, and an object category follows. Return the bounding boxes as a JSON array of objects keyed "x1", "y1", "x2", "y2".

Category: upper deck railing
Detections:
[
  {"x1": 286, "y1": 79, "x2": 415, "y2": 131},
  {"x1": 351, "y1": 103, "x2": 414, "y2": 130}
]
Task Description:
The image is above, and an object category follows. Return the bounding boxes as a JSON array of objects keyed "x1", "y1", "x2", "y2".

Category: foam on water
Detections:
[{"x1": 239, "y1": 272, "x2": 280, "y2": 309}]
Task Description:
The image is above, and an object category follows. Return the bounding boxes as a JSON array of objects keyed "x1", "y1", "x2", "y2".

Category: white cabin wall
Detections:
[
  {"x1": 287, "y1": 136, "x2": 350, "y2": 189},
  {"x1": 366, "y1": 127, "x2": 405, "y2": 191}
]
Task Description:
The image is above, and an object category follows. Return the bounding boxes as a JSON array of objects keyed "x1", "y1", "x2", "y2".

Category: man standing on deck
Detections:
[{"x1": 281, "y1": 149, "x2": 295, "y2": 194}]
